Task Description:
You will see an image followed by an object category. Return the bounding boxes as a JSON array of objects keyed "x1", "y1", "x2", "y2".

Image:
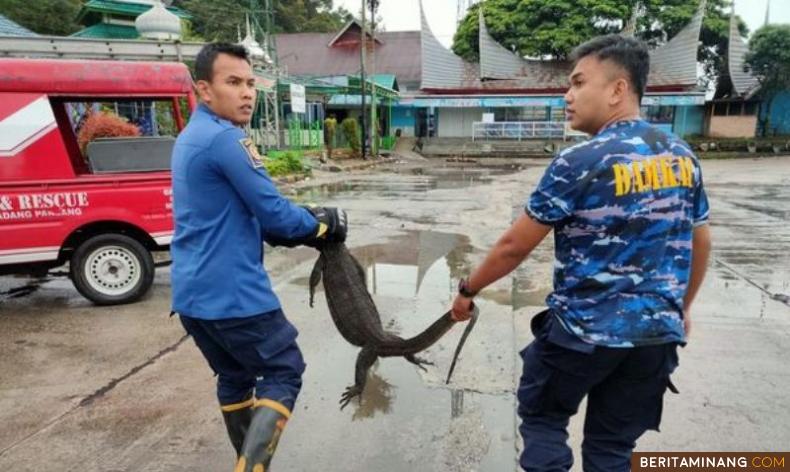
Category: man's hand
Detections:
[
  {"x1": 305, "y1": 206, "x2": 347, "y2": 246},
  {"x1": 683, "y1": 308, "x2": 692, "y2": 339},
  {"x1": 264, "y1": 207, "x2": 347, "y2": 248},
  {"x1": 451, "y1": 294, "x2": 474, "y2": 322}
]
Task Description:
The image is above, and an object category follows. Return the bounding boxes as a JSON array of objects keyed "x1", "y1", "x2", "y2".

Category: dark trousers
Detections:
[
  {"x1": 518, "y1": 311, "x2": 678, "y2": 472},
  {"x1": 180, "y1": 309, "x2": 306, "y2": 411}
]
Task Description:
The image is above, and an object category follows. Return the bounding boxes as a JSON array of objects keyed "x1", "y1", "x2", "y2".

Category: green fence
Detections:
[
  {"x1": 286, "y1": 120, "x2": 323, "y2": 150},
  {"x1": 285, "y1": 119, "x2": 396, "y2": 154},
  {"x1": 379, "y1": 135, "x2": 396, "y2": 151}
]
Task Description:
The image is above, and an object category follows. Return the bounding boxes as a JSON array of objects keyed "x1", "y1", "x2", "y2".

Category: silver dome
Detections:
[{"x1": 135, "y1": 0, "x2": 182, "y2": 40}]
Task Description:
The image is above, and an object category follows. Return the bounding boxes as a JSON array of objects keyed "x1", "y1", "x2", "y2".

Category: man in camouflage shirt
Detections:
[{"x1": 451, "y1": 35, "x2": 712, "y2": 471}]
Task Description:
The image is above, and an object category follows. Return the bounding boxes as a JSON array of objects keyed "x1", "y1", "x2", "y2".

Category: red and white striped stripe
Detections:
[
  {"x1": 0, "y1": 95, "x2": 57, "y2": 158},
  {"x1": 0, "y1": 246, "x2": 60, "y2": 265}
]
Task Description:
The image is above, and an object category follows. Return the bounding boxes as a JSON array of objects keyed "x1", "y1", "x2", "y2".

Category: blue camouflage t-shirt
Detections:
[{"x1": 526, "y1": 119, "x2": 710, "y2": 347}]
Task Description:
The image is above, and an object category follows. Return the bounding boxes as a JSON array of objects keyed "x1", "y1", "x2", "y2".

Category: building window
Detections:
[
  {"x1": 493, "y1": 106, "x2": 552, "y2": 122},
  {"x1": 284, "y1": 102, "x2": 324, "y2": 124},
  {"x1": 712, "y1": 103, "x2": 729, "y2": 116},
  {"x1": 641, "y1": 105, "x2": 675, "y2": 123},
  {"x1": 743, "y1": 102, "x2": 758, "y2": 116}
]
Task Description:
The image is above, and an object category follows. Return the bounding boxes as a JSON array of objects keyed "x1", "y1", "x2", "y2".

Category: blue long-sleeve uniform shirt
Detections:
[{"x1": 170, "y1": 104, "x2": 317, "y2": 319}]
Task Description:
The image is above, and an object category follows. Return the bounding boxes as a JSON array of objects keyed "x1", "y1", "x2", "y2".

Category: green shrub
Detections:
[
  {"x1": 324, "y1": 116, "x2": 337, "y2": 158},
  {"x1": 264, "y1": 151, "x2": 308, "y2": 177},
  {"x1": 341, "y1": 118, "x2": 361, "y2": 157}
]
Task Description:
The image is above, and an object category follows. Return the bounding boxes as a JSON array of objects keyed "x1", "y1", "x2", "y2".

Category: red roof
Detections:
[
  {"x1": 0, "y1": 58, "x2": 194, "y2": 95},
  {"x1": 327, "y1": 20, "x2": 382, "y2": 48},
  {"x1": 276, "y1": 31, "x2": 422, "y2": 87}
]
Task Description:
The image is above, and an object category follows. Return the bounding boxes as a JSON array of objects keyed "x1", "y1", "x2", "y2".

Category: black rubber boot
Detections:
[
  {"x1": 234, "y1": 399, "x2": 291, "y2": 472},
  {"x1": 221, "y1": 398, "x2": 254, "y2": 456}
]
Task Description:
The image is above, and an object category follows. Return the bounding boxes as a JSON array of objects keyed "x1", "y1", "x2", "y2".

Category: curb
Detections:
[
  {"x1": 315, "y1": 159, "x2": 389, "y2": 173},
  {"x1": 272, "y1": 159, "x2": 391, "y2": 185}
]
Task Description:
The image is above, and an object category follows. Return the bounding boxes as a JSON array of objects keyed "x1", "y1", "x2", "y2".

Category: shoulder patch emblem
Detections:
[{"x1": 239, "y1": 138, "x2": 265, "y2": 169}]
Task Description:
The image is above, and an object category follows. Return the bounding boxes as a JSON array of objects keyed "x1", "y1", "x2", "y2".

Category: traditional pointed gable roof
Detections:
[
  {"x1": 327, "y1": 19, "x2": 382, "y2": 48},
  {"x1": 727, "y1": 2, "x2": 760, "y2": 98},
  {"x1": 419, "y1": 0, "x2": 479, "y2": 90},
  {"x1": 420, "y1": 0, "x2": 707, "y2": 93},
  {"x1": 477, "y1": 8, "x2": 570, "y2": 90},
  {"x1": 648, "y1": 0, "x2": 706, "y2": 87},
  {"x1": 478, "y1": 8, "x2": 529, "y2": 79}
]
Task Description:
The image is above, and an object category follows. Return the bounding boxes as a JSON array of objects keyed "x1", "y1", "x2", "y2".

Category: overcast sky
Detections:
[{"x1": 335, "y1": 0, "x2": 789, "y2": 48}]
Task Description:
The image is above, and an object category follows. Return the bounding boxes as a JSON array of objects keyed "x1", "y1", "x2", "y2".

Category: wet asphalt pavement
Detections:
[{"x1": 1, "y1": 156, "x2": 789, "y2": 471}]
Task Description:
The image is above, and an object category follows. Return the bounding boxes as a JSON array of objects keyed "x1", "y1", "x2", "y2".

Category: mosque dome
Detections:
[{"x1": 135, "y1": 0, "x2": 181, "y2": 40}]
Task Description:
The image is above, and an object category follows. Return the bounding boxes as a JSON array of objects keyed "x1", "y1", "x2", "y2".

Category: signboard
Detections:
[
  {"x1": 482, "y1": 113, "x2": 495, "y2": 123},
  {"x1": 405, "y1": 96, "x2": 566, "y2": 108},
  {"x1": 290, "y1": 84, "x2": 306, "y2": 114},
  {"x1": 641, "y1": 95, "x2": 706, "y2": 106},
  {"x1": 402, "y1": 93, "x2": 705, "y2": 108}
]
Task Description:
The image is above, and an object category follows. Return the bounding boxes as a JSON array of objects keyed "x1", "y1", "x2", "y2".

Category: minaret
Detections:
[
  {"x1": 764, "y1": 0, "x2": 771, "y2": 26},
  {"x1": 240, "y1": 14, "x2": 270, "y2": 64}
]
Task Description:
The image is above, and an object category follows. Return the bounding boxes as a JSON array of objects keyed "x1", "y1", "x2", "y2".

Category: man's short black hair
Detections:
[
  {"x1": 570, "y1": 34, "x2": 650, "y2": 101},
  {"x1": 194, "y1": 42, "x2": 251, "y2": 82}
]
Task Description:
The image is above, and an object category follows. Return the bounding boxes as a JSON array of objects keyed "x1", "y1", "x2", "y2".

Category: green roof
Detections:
[
  {"x1": 277, "y1": 76, "x2": 345, "y2": 97},
  {"x1": 77, "y1": 0, "x2": 191, "y2": 22},
  {"x1": 371, "y1": 74, "x2": 399, "y2": 91},
  {"x1": 71, "y1": 22, "x2": 140, "y2": 39}
]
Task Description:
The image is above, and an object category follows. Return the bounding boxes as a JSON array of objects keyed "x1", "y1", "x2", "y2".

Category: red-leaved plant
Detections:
[{"x1": 77, "y1": 112, "x2": 141, "y2": 154}]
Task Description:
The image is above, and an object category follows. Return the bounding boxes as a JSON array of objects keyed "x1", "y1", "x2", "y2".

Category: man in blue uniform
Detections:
[
  {"x1": 171, "y1": 43, "x2": 348, "y2": 471},
  {"x1": 451, "y1": 35, "x2": 712, "y2": 471}
]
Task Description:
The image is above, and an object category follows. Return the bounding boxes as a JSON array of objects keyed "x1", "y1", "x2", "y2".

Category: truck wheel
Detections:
[{"x1": 70, "y1": 234, "x2": 155, "y2": 305}]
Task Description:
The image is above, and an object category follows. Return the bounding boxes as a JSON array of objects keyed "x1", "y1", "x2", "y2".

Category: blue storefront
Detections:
[{"x1": 398, "y1": 93, "x2": 706, "y2": 139}]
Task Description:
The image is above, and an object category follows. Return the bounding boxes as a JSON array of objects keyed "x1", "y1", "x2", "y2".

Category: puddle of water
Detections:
[
  {"x1": 0, "y1": 276, "x2": 52, "y2": 301},
  {"x1": 313, "y1": 355, "x2": 517, "y2": 472},
  {"x1": 293, "y1": 165, "x2": 526, "y2": 203},
  {"x1": 292, "y1": 228, "x2": 550, "y2": 312},
  {"x1": 292, "y1": 230, "x2": 475, "y2": 302},
  {"x1": 348, "y1": 365, "x2": 394, "y2": 421}
]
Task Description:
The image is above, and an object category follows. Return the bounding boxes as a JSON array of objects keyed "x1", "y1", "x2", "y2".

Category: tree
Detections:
[
  {"x1": 0, "y1": 0, "x2": 81, "y2": 36},
  {"x1": 745, "y1": 24, "x2": 790, "y2": 136},
  {"x1": 176, "y1": 0, "x2": 352, "y2": 42},
  {"x1": 452, "y1": 0, "x2": 746, "y2": 87}
]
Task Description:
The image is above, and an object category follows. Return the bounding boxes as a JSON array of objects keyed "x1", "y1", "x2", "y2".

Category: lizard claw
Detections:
[
  {"x1": 406, "y1": 355, "x2": 434, "y2": 372},
  {"x1": 339, "y1": 385, "x2": 362, "y2": 410}
]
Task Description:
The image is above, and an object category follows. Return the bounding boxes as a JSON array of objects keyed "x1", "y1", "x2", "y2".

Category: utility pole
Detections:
[
  {"x1": 360, "y1": 0, "x2": 368, "y2": 159},
  {"x1": 369, "y1": 0, "x2": 379, "y2": 157}
]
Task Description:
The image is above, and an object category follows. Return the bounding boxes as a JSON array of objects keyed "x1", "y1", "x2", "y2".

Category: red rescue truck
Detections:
[{"x1": 0, "y1": 58, "x2": 196, "y2": 305}]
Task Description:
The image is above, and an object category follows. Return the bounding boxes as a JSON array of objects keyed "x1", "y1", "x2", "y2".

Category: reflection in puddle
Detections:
[
  {"x1": 353, "y1": 231, "x2": 472, "y2": 299},
  {"x1": 0, "y1": 276, "x2": 50, "y2": 301},
  {"x1": 293, "y1": 230, "x2": 475, "y2": 303},
  {"x1": 350, "y1": 364, "x2": 395, "y2": 421},
  {"x1": 291, "y1": 228, "x2": 551, "y2": 312},
  {"x1": 292, "y1": 165, "x2": 526, "y2": 203}
]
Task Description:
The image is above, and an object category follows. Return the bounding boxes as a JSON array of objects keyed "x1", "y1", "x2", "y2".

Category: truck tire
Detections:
[{"x1": 70, "y1": 234, "x2": 155, "y2": 305}]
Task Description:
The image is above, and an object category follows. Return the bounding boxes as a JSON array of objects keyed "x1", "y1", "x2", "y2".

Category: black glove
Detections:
[
  {"x1": 264, "y1": 206, "x2": 348, "y2": 248},
  {"x1": 304, "y1": 206, "x2": 347, "y2": 246}
]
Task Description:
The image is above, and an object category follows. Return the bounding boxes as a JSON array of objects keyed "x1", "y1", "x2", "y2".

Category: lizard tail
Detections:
[{"x1": 445, "y1": 304, "x2": 479, "y2": 384}]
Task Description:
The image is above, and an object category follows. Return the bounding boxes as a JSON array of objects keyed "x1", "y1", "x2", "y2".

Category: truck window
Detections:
[{"x1": 52, "y1": 97, "x2": 188, "y2": 174}]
